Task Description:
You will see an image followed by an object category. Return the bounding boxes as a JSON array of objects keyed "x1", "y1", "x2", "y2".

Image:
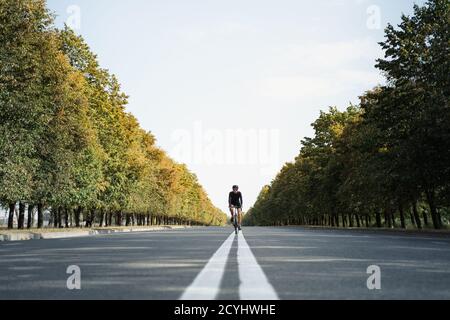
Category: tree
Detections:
[
  {"x1": 245, "y1": 0, "x2": 449, "y2": 230},
  {"x1": 1, "y1": 1, "x2": 225, "y2": 229},
  {"x1": 376, "y1": 0, "x2": 450, "y2": 228},
  {"x1": 0, "y1": 0, "x2": 54, "y2": 228}
]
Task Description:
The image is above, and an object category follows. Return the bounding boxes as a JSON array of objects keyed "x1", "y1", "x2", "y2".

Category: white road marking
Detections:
[
  {"x1": 237, "y1": 232, "x2": 279, "y2": 300},
  {"x1": 180, "y1": 230, "x2": 280, "y2": 300},
  {"x1": 180, "y1": 232, "x2": 234, "y2": 300}
]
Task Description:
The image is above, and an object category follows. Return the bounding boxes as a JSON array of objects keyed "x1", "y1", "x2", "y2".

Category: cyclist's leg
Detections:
[
  {"x1": 229, "y1": 206, "x2": 234, "y2": 222},
  {"x1": 238, "y1": 207, "x2": 243, "y2": 225}
]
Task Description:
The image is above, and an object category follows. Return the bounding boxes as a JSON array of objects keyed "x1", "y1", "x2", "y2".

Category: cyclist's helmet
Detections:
[{"x1": 232, "y1": 185, "x2": 239, "y2": 190}]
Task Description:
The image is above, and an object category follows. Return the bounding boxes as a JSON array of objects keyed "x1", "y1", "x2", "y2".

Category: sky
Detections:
[{"x1": 46, "y1": 0, "x2": 425, "y2": 213}]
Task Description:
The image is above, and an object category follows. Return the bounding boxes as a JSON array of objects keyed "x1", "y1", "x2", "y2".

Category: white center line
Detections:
[
  {"x1": 237, "y1": 232, "x2": 279, "y2": 300},
  {"x1": 180, "y1": 232, "x2": 235, "y2": 300}
]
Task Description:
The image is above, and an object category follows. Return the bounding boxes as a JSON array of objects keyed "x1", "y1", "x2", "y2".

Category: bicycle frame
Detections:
[{"x1": 232, "y1": 206, "x2": 240, "y2": 234}]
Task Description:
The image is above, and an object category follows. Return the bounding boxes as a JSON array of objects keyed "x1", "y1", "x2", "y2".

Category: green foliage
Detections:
[
  {"x1": 245, "y1": 0, "x2": 449, "y2": 230},
  {"x1": 0, "y1": 0, "x2": 225, "y2": 228}
]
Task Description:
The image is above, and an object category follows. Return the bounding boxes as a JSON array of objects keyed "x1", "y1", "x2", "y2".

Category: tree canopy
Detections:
[
  {"x1": 0, "y1": 0, "x2": 226, "y2": 229},
  {"x1": 245, "y1": 0, "x2": 449, "y2": 230}
]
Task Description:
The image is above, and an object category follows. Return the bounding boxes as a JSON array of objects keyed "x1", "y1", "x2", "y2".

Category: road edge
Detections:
[{"x1": 0, "y1": 226, "x2": 194, "y2": 242}]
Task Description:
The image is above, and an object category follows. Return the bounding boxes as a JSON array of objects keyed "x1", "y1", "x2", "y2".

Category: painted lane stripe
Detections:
[
  {"x1": 180, "y1": 232, "x2": 235, "y2": 300},
  {"x1": 237, "y1": 232, "x2": 279, "y2": 300}
]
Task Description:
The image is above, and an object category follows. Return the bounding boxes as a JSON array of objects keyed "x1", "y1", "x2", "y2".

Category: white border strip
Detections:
[
  {"x1": 238, "y1": 232, "x2": 279, "y2": 300},
  {"x1": 180, "y1": 232, "x2": 235, "y2": 300}
]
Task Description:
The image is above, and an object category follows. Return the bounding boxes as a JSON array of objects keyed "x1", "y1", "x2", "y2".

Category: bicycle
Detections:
[{"x1": 231, "y1": 206, "x2": 241, "y2": 234}]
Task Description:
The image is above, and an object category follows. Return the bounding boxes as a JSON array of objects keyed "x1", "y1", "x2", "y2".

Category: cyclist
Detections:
[{"x1": 229, "y1": 185, "x2": 243, "y2": 229}]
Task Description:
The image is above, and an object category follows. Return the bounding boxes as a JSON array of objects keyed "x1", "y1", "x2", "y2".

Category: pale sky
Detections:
[{"x1": 47, "y1": 0, "x2": 424, "y2": 213}]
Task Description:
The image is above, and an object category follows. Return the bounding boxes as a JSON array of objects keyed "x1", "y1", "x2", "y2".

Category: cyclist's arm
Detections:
[{"x1": 239, "y1": 193, "x2": 243, "y2": 208}]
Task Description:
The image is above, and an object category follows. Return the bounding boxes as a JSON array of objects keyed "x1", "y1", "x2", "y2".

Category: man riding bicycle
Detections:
[{"x1": 229, "y1": 185, "x2": 243, "y2": 230}]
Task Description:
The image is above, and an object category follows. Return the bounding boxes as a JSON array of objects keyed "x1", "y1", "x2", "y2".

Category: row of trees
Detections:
[
  {"x1": 245, "y1": 0, "x2": 449, "y2": 229},
  {"x1": 0, "y1": 0, "x2": 226, "y2": 229}
]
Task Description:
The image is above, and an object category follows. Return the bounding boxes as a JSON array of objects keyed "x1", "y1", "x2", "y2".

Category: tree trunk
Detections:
[
  {"x1": 348, "y1": 214, "x2": 353, "y2": 227},
  {"x1": 99, "y1": 210, "x2": 105, "y2": 227},
  {"x1": 409, "y1": 211, "x2": 416, "y2": 227},
  {"x1": 422, "y1": 209, "x2": 429, "y2": 227},
  {"x1": 391, "y1": 210, "x2": 396, "y2": 228},
  {"x1": 85, "y1": 209, "x2": 94, "y2": 228},
  {"x1": 90, "y1": 209, "x2": 96, "y2": 227},
  {"x1": 57, "y1": 207, "x2": 63, "y2": 228},
  {"x1": 7, "y1": 202, "x2": 15, "y2": 229},
  {"x1": 27, "y1": 204, "x2": 34, "y2": 229},
  {"x1": 355, "y1": 214, "x2": 361, "y2": 228},
  {"x1": 384, "y1": 210, "x2": 391, "y2": 228},
  {"x1": 412, "y1": 202, "x2": 422, "y2": 229},
  {"x1": 426, "y1": 190, "x2": 441, "y2": 229},
  {"x1": 105, "y1": 212, "x2": 109, "y2": 227},
  {"x1": 53, "y1": 208, "x2": 58, "y2": 228},
  {"x1": 398, "y1": 204, "x2": 406, "y2": 229},
  {"x1": 37, "y1": 203, "x2": 44, "y2": 229},
  {"x1": 74, "y1": 207, "x2": 82, "y2": 228},
  {"x1": 116, "y1": 212, "x2": 122, "y2": 226},
  {"x1": 108, "y1": 212, "x2": 113, "y2": 226},
  {"x1": 437, "y1": 209, "x2": 443, "y2": 229},
  {"x1": 375, "y1": 210, "x2": 382, "y2": 228},
  {"x1": 17, "y1": 202, "x2": 25, "y2": 229},
  {"x1": 64, "y1": 208, "x2": 69, "y2": 228},
  {"x1": 85, "y1": 210, "x2": 90, "y2": 227}
]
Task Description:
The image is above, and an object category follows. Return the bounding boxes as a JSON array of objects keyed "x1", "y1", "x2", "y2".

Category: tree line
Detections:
[
  {"x1": 0, "y1": 0, "x2": 226, "y2": 229},
  {"x1": 245, "y1": 0, "x2": 449, "y2": 230}
]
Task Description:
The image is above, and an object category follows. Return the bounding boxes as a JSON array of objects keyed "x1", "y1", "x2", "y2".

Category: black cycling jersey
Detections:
[{"x1": 229, "y1": 191, "x2": 243, "y2": 207}]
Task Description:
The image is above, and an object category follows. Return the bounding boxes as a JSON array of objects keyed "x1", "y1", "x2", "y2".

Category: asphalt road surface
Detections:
[{"x1": 1, "y1": 227, "x2": 450, "y2": 300}]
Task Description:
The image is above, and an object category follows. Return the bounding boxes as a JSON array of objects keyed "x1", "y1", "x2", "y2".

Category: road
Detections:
[{"x1": 1, "y1": 227, "x2": 450, "y2": 300}]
